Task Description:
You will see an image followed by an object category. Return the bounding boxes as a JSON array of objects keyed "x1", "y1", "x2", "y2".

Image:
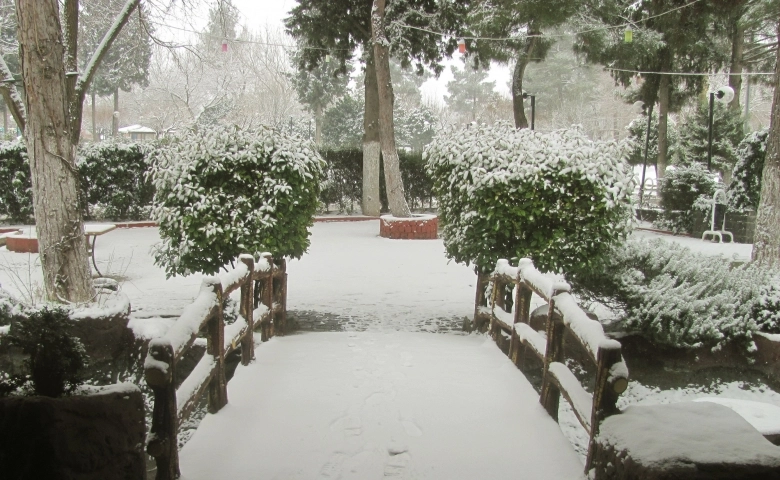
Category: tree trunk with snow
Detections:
[
  {"x1": 314, "y1": 103, "x2": 322, "y2": 145},
  {"x1": 16, "y1": 0, "x2": 93, "y2": 302},
  {"x1": 362, "y1": 54, "x2": 381, "y2": 217},
  {"x1": 656, "y1": 56, "x2": 671, "y2": 178},
  {"x1": 728, "y1": 19, "x2": 744, "y2": 113},
  {"x1": 752, "y1": 23, "x2": 780, "y2": 267},
  {"x1": 371, "y1": 0, "x2": 411, "y2": 218},
  {"x1": 511, "y1": 31, "x2": 538, "y2": 130},
  {"x1": 91, "y1": 91, "x2": 97, "y2": 141},
  {"x1": 112, "y1": 87, "x2": 119, "y2": 137},
  {"x1": 12, "y1": 0, "x2": 140, "y2": 303}
]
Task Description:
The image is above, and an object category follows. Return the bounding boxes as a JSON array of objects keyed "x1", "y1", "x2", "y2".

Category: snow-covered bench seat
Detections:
[{"x1": 591, "y1": 401, "x2": 780, "y2": 479}]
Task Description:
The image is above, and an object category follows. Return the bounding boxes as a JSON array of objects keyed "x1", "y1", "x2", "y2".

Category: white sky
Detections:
[{"x1": 182, "y1": 0, "x2": 511, "y2": 103}]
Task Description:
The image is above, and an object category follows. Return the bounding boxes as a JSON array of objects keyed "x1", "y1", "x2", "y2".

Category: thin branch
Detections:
[{"x1": 0, "y1": 54, "x2": 26, "y2": 131}]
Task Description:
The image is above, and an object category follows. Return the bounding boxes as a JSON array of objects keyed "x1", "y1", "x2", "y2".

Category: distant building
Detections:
[{"x1": 118, "y1": 124, "x2": 156, "y2": 141}]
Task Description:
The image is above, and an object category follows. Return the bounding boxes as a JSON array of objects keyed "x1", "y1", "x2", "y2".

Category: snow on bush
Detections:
[
  {"x1": 571, "y1": 238, "x2": 780, "y2": 351},
  {"x1": 425, "y1": 122, "x2": 633, "y2": 274},
  {"x1": 77, "y1": 141, "x2": 155, "y2": 221},
  {"x1": 655, "y1": 163, "x2": 717, "y2": 234},
  {"x1": 0, "y1": 139, "x2": 33, "y2": 223},
  {"x1": 729, "y1": 129, "x2": 768, "y2": 212},
  {"x1": 149, "y1": 125, "x2": 325, "y2": 277}
]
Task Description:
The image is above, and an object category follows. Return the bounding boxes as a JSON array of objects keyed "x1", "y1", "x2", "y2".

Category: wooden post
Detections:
[
  {"x1": 510, "y1": 285, "x2": 533, "y2": 369},
  {"x1": 585, "y1": 345, "x2": 627, "y2": 471},
  {"x1": 490, "y1": 275, "x2": 504, "y2": 343},
  {"x1": 239, "y1": 255, "x2": 255, "y2": 365},
  {"x1": 145, "y1": 342, "x2": 178, "y2": 480},
  {"x1": 473, "y1": 269, "x2": 490, "y2": 332},
  {"x1": 262, "y1": 254, "x2": 274, "y2": 341},
  {"x1": 207, "y1": 281, "x2": 228, "y2": 413},
  {"x1": 539, "y1": 284, "x2": 569, "y2": 421},
  {"x1": 276, "y1": 258, "x2": 288, "y2": 335}
]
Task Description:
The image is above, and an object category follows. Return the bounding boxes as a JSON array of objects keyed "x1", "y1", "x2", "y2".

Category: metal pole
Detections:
[
  {"x1": 531, "y1": 95, "x2": 536, "y2": 131},
  {"x1": 707, "y1": 92, "x2": 715, "y2": 171},
  {"x1": 640, "y1": 104, "x2": 653, "y2": 208}
]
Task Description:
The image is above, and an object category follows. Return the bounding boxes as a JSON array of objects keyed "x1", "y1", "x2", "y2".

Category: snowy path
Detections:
[{"x1": 178, "y1": 332, "x2": 585, "y2": 480}]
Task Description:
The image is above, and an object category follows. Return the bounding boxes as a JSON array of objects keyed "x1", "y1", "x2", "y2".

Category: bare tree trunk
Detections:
[
  {"x1": 362, "y1": 55, "x2": 381, "y2": 216},
  {"x1": 656, "y1": 57, "x2": 671, "y2": 178},
  {"x1": 511, "y1": 32, "x2": 538, "y2": 129},
  {"x1": 752, "y1": 23, "x2": 780, "y2": 267},
  {"x1": 728, "y1": 19, "x2": 745, "y2": 113},
  {"x1": 371, "y1": 0, "x2": 411, "y2": 218},
  {"x1": 17, "y1": 0, "x2": 93, "y2": 302},
  {"x1": 91, "y1": 91, "x2": 96, "y2": 142},
  {"x1": 112, "y1": 86, "x2": 119, "y2": 137},
  {"x1": 2, "y1": 100, "x2": 6, "y2": 139}
]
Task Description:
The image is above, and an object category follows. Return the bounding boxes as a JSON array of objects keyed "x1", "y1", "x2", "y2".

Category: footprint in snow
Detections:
[
  {"x1": 317, "y1": 453, "x2": 346, "y2": 480},
  {"x1": 401, "y1": 420, "x2": 423, "y2": 438},
  {"x1": 384, "y1": 452, "x2": 413, "y2": 478}
]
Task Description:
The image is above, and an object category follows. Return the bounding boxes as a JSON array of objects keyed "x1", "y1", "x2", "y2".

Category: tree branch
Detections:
[
  {"x1": 75, "y1": 0, "x2": 140, "y2": 102},
  {"x1": 0, "y1": 55, "x2": 26, "y2": 131}
]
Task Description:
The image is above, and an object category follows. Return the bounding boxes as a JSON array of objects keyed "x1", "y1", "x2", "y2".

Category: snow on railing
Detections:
[
  {"x1": 144, "y1": 253, "x2": 288, "y2": 480},
  {"x1": 480, "y1": 257, "x2": 629, "y2": 475}
]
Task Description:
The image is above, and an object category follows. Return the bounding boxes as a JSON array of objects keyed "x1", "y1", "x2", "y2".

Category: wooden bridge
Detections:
[{"x1": 143, "y1": 249, "x2": 628, "y2": 479}]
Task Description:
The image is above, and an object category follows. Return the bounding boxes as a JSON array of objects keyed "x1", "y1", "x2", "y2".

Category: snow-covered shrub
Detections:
[
  {"x1": 1, "y1": 307, "x2": 88, "y2": 397},
  {"x1": 729, "y1": 129, "x2": 768, "y2": 212},
  {"x1": 149, "y1": 125, "x2": 325, "y2": 277},
  {"x1": 655, "y1": 164, "x2": 717, "y2": 233},
  {"x1": 0, "y1": 286, "x2": 25, "y2": 327},
  {"x1": 0, "y1": 140, "x2": 33, "y2": 223},
  {"x1": 78, "y1": 141, "x2": 155, "y2": 221},
  {"x1": 571, "y1": 238, "x2": 780, "y2": 350},
  {"x1": 425, "y1": 123, "x2": 634, "y2": 274}
]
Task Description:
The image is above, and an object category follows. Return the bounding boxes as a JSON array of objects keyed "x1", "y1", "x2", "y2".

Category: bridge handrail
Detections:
[
  {"x1": 144, "y1": 253, "x2": 288, "y2": 480},
  {"x1": 484, "y1": 257, "x2": 628, "y2": 474}
]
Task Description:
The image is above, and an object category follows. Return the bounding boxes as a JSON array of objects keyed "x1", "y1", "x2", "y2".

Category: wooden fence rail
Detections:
[
  {"x1": 479, "y1": 258, "x2": 629, "y2": 474},
  {"x1": 144, "y1": 253, "x2": 287, "y2": 480}
]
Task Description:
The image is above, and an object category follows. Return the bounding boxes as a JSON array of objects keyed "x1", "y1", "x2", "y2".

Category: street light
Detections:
[
  {"x1": 707, "y1": 86, "x2": 735, "y2": 171},
  {"x1": 633, "y1": 100, "x2": 653, "y2": 209},
  {"x1": 522, "y1": 91, "x2": 536, "y2": 130}
]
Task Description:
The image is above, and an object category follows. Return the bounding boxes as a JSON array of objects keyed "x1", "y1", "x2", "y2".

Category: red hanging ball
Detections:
[
  {"x1": 458, "y1": 38, "x2": 466, "y2": 54},
  {"x1": 221, "y1": 40, "x2": 228, "y2": 52}
]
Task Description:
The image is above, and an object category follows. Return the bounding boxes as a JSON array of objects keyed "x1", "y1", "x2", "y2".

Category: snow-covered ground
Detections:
[
  {"x1": 2, "y1": 220, "x2": 778, "y2": 470},
  {"x1": 179, "y1": 332, "x2": 585, "y2": 479}
]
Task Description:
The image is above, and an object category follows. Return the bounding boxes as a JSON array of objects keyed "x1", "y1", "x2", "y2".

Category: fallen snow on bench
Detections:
[{"x1": 178, "y1": 332, "x2": 585, "y2": 480}]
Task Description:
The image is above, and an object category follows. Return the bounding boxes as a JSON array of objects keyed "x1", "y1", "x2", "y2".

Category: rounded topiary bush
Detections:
[
  {"x1": 425, "y1": 123, "x2": 634, "y2": 274},
  {"x1": 0, "y1": 140, "x2": 33, "y2": 223},
  {"x1": 78, "y1": 141, "x2": 155, "y2": 221},
  {"x1": 149, "y1": 125, "x2": 326, "y2": 276},
  {"x1": 656, "y1": 163, "x2": 717, "y2": 233}
]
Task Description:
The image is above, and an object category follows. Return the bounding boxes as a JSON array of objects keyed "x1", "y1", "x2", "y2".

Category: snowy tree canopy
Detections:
[
  {"x1": 149, "y1": 125, "x2": 326, "y2": 277},
  {"x1": 425, "y1": 122, "x2": 634, "y2": 274}
]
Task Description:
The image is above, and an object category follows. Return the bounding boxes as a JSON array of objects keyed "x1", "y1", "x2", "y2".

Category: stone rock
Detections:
[{"x1": 0, "y1": 386, "x2": 146, "y2": 479}]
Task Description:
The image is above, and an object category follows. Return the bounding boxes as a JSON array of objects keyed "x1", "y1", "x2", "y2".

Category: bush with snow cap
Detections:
[
  {"x1": 149, "y1": 125, "x2": 325, "y2": 277},
  {"x1": 425, "y1": 122, "x2": 634, "y2": 274}
]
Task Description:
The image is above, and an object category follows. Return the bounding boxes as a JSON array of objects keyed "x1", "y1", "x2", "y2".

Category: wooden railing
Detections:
[
  {"x1": 144, "y1": 253, "x2": 287, "y2": 480},
  {"x1": 479, "y1": 258, "x2": 629, "y2": 473}
]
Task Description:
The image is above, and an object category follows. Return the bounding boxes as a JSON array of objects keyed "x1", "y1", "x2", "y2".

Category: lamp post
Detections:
[
  {"x1": 707, "y1": 86, "x2": 735, "y2": 171},
  {"x1": 632, "y1": 101, "x2": 653, "y2": 209},
  {"x1": 522, "y1": 92, "x2": 536, "y2": 130}
]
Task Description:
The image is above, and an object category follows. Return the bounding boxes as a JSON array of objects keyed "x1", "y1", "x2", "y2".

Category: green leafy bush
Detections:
[
  {"x1": 1, "y1": 307, "x2": 87, "y2": 397},
  {"x1": 317, "y1": 149, "x2": 434, "y2": 213},
  {"x1": 571, "y1": 238, "x2": 780, "y2": 351},
  {"x1": 150, "y1": 125, "x2": 325, "y2": 276},
  {"x1": 78, "y1": 141, "x2": 155, "y2": 221},
  {"x1": 655, "y1": 164, "x2": 717, "y2": 234},
  {"x1": 729, "y1": 129, "x2": 768, "y2": 212},
  {"x1": 425, "y1": 123, "x2": 634, "y2": 274},
  {"x1": 0, "y1": 140, "x2": 33, "y2": 223}
]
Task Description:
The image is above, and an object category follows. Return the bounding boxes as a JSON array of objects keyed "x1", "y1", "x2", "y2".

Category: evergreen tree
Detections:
[
  {"x1": 729, "y1": 129, "x2": 768, "y2": 211},
  {"x1": 290, "y1": 51, "x2": 350, "y2": 145},
  {"x1": 626, "y1": 110, "x2": 680, "y2": 167},
  {"x1": 445, "y1": 57, "x2": 497, "y2": 124},
  {"x1": 575, "y1": 0, "x2": 727, "y2": 177},
  {"x1": 466, "y1": 0, "x2": 582, "y2": 128},
  {"x1": 79, "y1": 0, "x2": 152, "y2": 138},
  {"x1": 322, "y1": 91, "x2": 364, "y2": 149},
  {"x1": 677, "y1": 102, "x2": 745, "y2": 180}
]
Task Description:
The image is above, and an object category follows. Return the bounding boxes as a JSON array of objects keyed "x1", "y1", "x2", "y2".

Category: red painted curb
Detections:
[
  {"x1": 6, "y1": 235, "x2": 38, "y2": 253},
  {"x1": 314, "y1": 216, "x2": 379, "y2": 223},
  {"x1": 379, "y1": 215, "x2": 438, "y2": 240}
]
